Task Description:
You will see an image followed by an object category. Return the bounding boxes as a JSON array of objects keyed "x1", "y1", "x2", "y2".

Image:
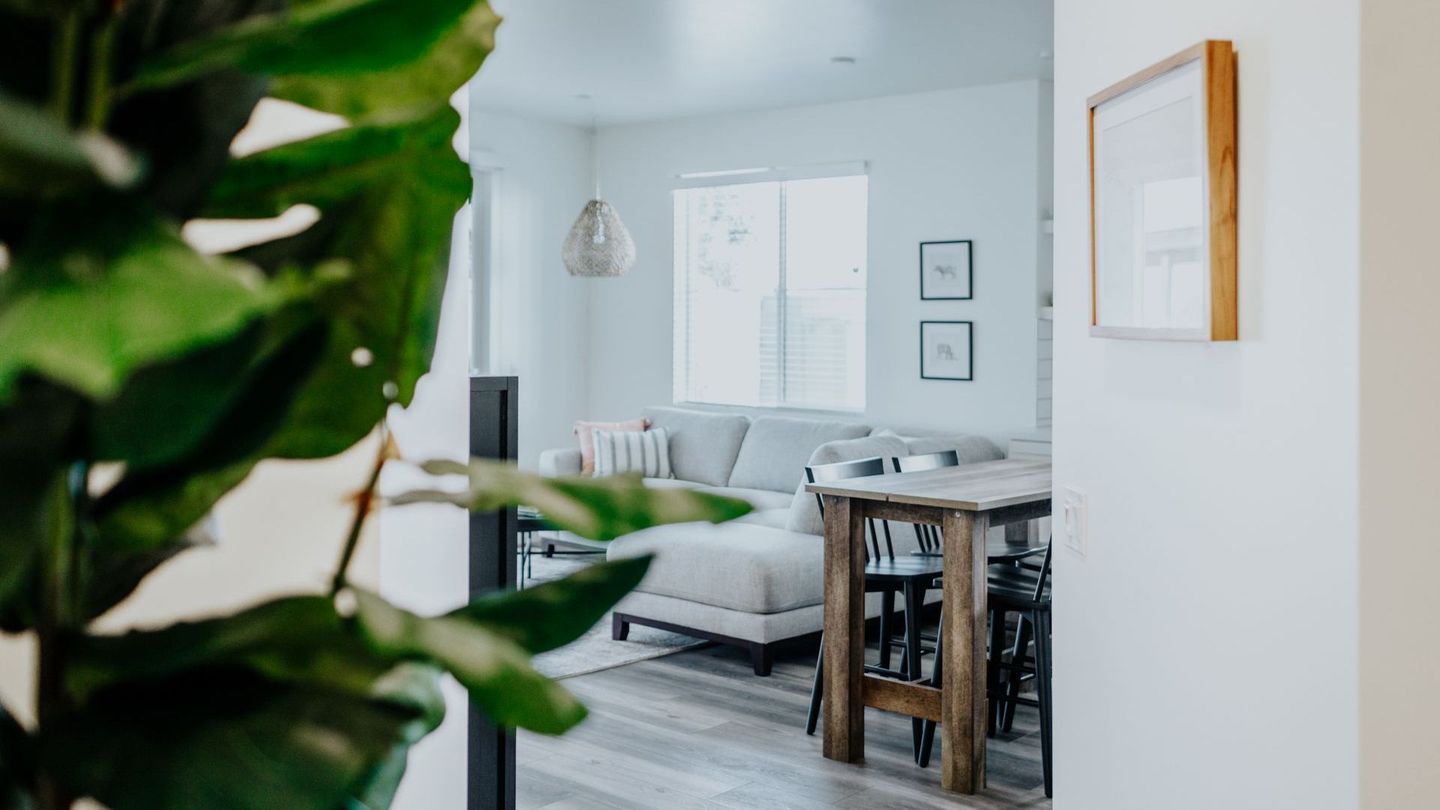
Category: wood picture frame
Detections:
[
  {"x1": 919, "y1": 240, "x2": 973, "y2": 300},
  {"x1": 1088, "y1": 40, "x2": 1237, "y2": 341},
  {"x1": 919, "y1": 321, "x2": 973, "y2": 381}
]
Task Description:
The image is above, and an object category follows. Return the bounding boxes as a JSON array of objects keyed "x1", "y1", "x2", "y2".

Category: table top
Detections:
[{"x1": 804, "y1": 458, "x2": 1052, "y2": 511}]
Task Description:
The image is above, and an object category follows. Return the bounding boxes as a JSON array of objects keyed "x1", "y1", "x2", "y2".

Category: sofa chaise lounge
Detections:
[{"x1": 538, "y1": 406, "x2": 1003, "y2": 675}]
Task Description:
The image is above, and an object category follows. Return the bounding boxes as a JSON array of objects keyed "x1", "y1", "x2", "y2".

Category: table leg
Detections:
[
  {"x1": 822, "y1": 494, "x2": 866, "y2": 763},
  {"x1": 940, "y1": 509, "x2": 990, "y2": 792}
]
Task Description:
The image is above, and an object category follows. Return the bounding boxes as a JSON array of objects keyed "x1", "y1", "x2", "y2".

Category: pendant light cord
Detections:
[
  {"x1": 589, "y1": 112, "x2": 600, "y2": 200},
  {"x1": 589, "y1": 111, "x2": 605, "y2": 244}
]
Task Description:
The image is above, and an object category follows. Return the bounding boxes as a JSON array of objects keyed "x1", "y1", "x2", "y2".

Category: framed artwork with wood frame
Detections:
[{"x1": 1088, "y1": 40, "x2": 1237, "y2": 341}]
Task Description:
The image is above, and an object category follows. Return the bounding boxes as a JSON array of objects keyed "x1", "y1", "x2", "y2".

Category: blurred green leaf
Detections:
[
  {"x1": 105, "y1": 0, "x2": 282, "y2": 219},
  {"x1": 90, "y1": 314, "x2": 327, "y2": 472},
  {"x1": 0, "y1": 701, "x2": 32, "y2": 810},
  {"x1": 84, "y1": 314, "x2": 328, "y2": 576},
  {"x1": 91, "y1": 460, "x2": 254, "y2": 555},
  {"x1": 66, "y1": 596, "x2": 395, "y2": 704},
  {"x1": 204, "y1": 108, "x2": 468, "y2": 458},
  {"x1": 42, "y1": 668, "x2": 435, "y2": 810},
  {"x1": 0, "y1": 381, "x2": 77, "y2": 616},
  {"x1": 0, "y1": 0, "x2": 48, "y2": 18},
  {"x1": 79, "y1": 524, "x2": 213, "y2": 623},
  {"x1": 65, "y1": 579, "x2": 623, "y2": 736},
  {"x1": 347, "y1": 662, "x2": 446, "y2": 810},
  {"x1": 353, "y1": 590, "x2": 587, "y2": 735},
  {"x1": 132, "y1": 0, "x2": 483, "y2": 94},
  {"x1": 272, "y1": 1, "x2": 499, "y2": 121},
  {"x1": 0, "y1": 509, "x2": 214, "y2": 632},
  {"x1": 0, "y1": 90, "x2": 139, "y2": 194},
  {"x1": 0, "y1": 208, "x2": 277, "y2": 403},
  {"x1": 457, "y1": 556, "x2": 651, "y2": 654},
  {"x1": 393, "y1": 460, "x2": 753, "y2": 541}
]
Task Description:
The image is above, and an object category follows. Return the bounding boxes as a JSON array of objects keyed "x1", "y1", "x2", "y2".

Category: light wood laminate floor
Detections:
[{"x1": 518, "y1": 636, "x2": 1052, "y2": 809}]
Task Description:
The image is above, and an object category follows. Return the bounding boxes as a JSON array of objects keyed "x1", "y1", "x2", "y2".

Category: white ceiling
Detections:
[{"x1": 469, "y1": 0, "x2": 1054, "y2": 126}]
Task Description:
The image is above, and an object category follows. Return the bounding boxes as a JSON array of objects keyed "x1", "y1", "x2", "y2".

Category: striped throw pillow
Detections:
[{"x1": 592, "y1": 428, "x2": 672, "y2": 479}]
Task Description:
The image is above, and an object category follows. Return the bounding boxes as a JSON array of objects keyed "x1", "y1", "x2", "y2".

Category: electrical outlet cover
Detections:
[{"x1": 1061, "y1": 485, "x2": 1087, "y2": 556}]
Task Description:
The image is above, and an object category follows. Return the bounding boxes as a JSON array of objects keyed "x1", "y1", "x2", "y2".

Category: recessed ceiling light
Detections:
[{"x1": 830, "y1": 56, "x2": 857, "y2": 65}]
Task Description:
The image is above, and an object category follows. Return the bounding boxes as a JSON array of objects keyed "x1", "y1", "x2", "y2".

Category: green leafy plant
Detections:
[{"x1": 0, "y1": 1, "x2": 751, "y2": 808}]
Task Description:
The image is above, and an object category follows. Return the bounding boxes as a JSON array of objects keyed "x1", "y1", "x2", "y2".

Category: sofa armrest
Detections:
[{"x1": 538, "y1": 447, "x2": 582, "y2": 477}]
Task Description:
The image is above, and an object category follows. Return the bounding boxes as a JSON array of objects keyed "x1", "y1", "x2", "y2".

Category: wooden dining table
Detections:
[{"x1": 805, "y1": 458, "x2": 1052, "y2": 793}]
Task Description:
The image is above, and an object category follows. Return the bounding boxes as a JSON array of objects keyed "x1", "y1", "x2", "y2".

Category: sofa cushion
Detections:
[
  {"x1": 902, "y1": 434, "x2": 1003, "y2": 462},
  {"x1": 593, "y1": 427, "x2": 672, "y2": 478},
  {"x1": 606, "y1": 522, "x2": 824, "y2": 613},
  {"x1": 871, "y1": 427, "x2": 1004, "y2": 464},
  {"x1": 641, "y1": 407, "x2": 751, "y2": 486},
  {"x1": 785, "y1": 434, "x2": 909, "y2": 535},
  {"x1": 643, "y1": 477, "x2": 701, "y2": 490},
  {"x1": 734, "y1": 508, "x2": 791, "y2": 530},
  {"x1": 575, "y1": 417, "x2": 649, "y2": 475},
  {"x1": 694, "y1": 485, "x2": 795, "y2": 511},
  {"x1": 727, "y1": 416, "x2": 871, "y2": 493}
]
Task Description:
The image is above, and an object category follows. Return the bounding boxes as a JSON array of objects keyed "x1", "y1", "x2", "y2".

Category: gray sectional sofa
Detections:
[{"x1": 537, "y1": 406, "x2": 1003, "y2": 675}]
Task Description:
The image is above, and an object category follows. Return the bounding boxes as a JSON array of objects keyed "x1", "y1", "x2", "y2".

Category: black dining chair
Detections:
[
  {"x1": 918, "y1": 543, "x2": 1054, "y2": 798},
  {"x1": 883, "y1": 451, "x2": 1047, "y2": 717},
  {"x1": 891, "y1": 451, "x2": 1047, "y2": 566},
  {"x1": 802, "y1": 457, "x2": 945, "y2": 757}
]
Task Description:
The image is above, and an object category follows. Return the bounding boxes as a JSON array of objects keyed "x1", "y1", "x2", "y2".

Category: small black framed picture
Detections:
[
  {"x1": 919, "y1": 240, "x2": 973, "y2": 300},
  {"x1": 920, "y1": 321, "x2": 974, "y2": 381}
]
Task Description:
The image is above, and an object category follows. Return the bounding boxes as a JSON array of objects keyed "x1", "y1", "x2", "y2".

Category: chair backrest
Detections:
[
  {"x1": 805, "y1": 456, "x2": 889, "y2": 560},
  {"x1": 891, "y1": 450, "x2": 960, "y2": 473},
  {"x1": 805, "y1": 456, "x2": 887, "y2": 486},
  {"x1": 888, "y1": 452, "x2": 960, "y2": 554},
  {"x1": 1033, "y1": 541, "x2": 1053, "y2": 602}
]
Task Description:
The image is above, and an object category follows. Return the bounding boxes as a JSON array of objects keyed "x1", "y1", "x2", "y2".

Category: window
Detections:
[{"x1": 673, "y1": 170, "x2": 867, "y2": 411}]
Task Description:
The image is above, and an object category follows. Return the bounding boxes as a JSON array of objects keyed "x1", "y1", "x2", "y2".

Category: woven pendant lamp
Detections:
[
  {"x1": 563, "y1": 117, "x2": 635, "y2": 277},
  {"x1": 563, "y1": 199, "x2": 634, "y2": 277}
]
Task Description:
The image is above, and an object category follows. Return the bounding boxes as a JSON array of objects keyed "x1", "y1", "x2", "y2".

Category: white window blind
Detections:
[{"x1": 673, "y1": 170, "x2": 867, "y2": 411}]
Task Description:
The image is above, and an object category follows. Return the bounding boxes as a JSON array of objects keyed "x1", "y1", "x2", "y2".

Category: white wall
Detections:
[
  {"x1": 380, "y1": 204, "x2": 473, "y2": 810},
  {"x1": 1357, "y1": 0, "x2": 1440, "y2": 805},
  {"x1": 583, "y1": 84, "x2": 1047, "y2": 441},
  {"x1": 1052, "y1": 2, "x2": 1360, "y2": 807},
  {"x1": 470, "y1": 111, "x2": 593, "y2": 468}
]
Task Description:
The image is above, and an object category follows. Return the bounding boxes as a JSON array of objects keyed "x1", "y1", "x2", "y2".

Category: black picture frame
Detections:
[
  {"x1": 919, "y1": 321, "x2": 974, "y2": 381},
  {"x1": 919, "y1": 240, "x2": 974, "y2": 300}
]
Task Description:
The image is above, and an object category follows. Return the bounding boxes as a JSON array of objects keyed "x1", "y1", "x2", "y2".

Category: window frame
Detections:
[{"x1": 671, "y1": 162, "x2": 868, "y2": 413}]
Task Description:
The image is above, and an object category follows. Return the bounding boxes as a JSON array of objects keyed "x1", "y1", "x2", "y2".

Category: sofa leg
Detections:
[
  {"x1": 749, "y1": 642, "x2": 773, "y2": 677},
  {"x1": 612, "y1": 614, "x2": 630, "y2": 641}
]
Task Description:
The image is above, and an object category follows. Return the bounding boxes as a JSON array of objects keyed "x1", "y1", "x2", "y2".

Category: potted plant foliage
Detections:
[{"x1": 0, "y1": 1, "x2": 748, "y2": 807}]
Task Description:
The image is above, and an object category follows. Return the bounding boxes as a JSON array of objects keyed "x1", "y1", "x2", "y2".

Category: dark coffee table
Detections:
[{"x1": 516, "y1": 508, "x2": 605, "y2": 587}]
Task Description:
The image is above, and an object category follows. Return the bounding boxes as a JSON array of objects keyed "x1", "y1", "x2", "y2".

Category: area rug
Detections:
[{"x1": 525, "y1": 552, "x2": 708, "y2": 679}]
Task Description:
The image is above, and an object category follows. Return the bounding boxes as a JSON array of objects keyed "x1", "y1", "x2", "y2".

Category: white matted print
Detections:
[
  {"x1": 919, "y1": 240, "x2": 973, "y2": 300},
  {"x1": 920, "y1": 321, "x2": 973, "y2": 381}
]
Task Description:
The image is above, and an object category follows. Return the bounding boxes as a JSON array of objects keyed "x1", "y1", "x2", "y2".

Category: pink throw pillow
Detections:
[{"x1": 574, "y1": 418, "x2": 650, "y2": 475}]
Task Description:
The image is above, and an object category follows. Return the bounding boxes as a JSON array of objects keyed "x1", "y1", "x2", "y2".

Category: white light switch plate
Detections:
[{"x1": 1061, "y1": 486, "x2": 1088, "y2": 557}]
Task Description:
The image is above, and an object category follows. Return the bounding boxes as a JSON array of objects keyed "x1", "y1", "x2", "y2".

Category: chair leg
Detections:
[
  {"x1": 1033, "y1": 610, "x2": 1053, "y2": 798},
  {"x1": 903, "y1": 583, "x2": 925, "y2": 759},
  {"x1": 878, "y1": 588, "x2": 896, "y2": 671},
  {"x1": 611, "y1": 613, "x2": 630, "y2": 641},
  {"x1": 1001, "y1": 615, "x2": 1033, "y2": 732},
  {"x1": 918, "y1": 606, "x2": 942, "y2": 768},
  {"x1": 805, "y1": 639, "x2": 824, "y2": 735},
  {"x1": 988, "y1": 607, "x2": 1006, "y2": 736}
]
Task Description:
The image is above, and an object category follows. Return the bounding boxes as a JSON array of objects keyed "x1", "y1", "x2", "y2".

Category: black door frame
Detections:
[{"x1": 467, "y1": 375, "x2": 519, "y2": 810}]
